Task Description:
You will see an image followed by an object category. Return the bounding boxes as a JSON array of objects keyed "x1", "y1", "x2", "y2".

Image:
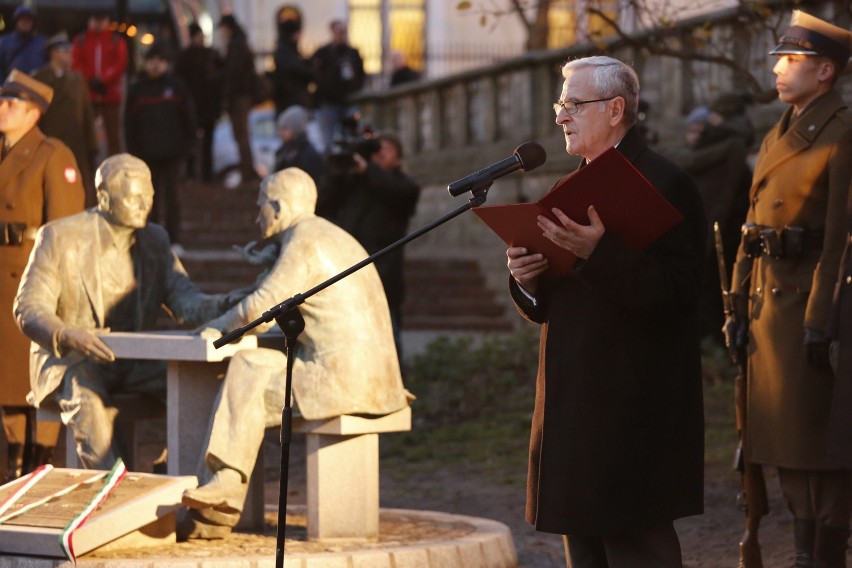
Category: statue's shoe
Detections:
[
  {"x1": 182, "y1": 469, "x2": 248, "y2": 515},
  {"x1": 175, "y1": 509, "x2": 234, "y2": 542}
]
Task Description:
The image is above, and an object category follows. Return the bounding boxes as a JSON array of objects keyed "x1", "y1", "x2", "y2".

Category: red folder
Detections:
[{"x1": 472, "y1": 147, "x2": 683, "y2": 278}]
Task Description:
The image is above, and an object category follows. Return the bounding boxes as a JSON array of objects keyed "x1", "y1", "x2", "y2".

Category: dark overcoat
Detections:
[
  {"x1": 32, "y1": 65, "x2": 98, "y2": 197},
  {"x1": 510, "y1": 126, "x2": 706, "y2": 536},
  {"x1": 731, "y1": 91, "x2": 852, "y2": 470},
  {"x1": 0, "y1": 127, "x2": 84, "y2": 407}
]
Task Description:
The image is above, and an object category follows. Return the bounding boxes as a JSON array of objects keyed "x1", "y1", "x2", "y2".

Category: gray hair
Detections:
[
  {"x1": 262, "y1": 167, "x2": 317, "y2": 216},
  {"x1": 562, "y1": 56, "x2": 640, "y2": 127}
]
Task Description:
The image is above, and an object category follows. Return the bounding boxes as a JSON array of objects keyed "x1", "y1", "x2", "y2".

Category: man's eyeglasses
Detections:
[{"x1": 553, "y1": 97, "x2": 614, "y2": 115}]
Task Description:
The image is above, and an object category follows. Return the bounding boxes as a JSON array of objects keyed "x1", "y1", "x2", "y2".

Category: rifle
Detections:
[{"x1": 715, "y1": 222, "x2": 769, "y2": 568}]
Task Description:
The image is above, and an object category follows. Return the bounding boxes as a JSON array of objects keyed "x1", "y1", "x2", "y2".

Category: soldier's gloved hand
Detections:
[
  {"x1": 88, "y1": 77, "x2": 107, "y2": 95},
  {"x1": 59, "y1": 328, "x2": 115, "y2": 364},
  {"x1": 723, "y1": 315, "x2": 748, "y2": 366},
  {"x1": 804, "y1": 328, "x2": 831, "y2": 370}
]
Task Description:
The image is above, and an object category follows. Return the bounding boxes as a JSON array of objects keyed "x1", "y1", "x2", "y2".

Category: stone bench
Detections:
[{"x1": 244, "y1": 406, "x2": 412, "y2": 540}]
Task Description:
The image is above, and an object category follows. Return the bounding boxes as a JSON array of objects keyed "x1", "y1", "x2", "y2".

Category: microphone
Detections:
[{"x1": 447, "y1": 141, "x2": 547, "y2": 197}]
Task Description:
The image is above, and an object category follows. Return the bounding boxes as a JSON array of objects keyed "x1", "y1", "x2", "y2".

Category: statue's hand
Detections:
[
  {"x1": 59, "y1": 328, "x2": 115, "y2": 364},
  {"x1": 233, "y1": 241, "x2": 278, "y2": 266},
  {"x1": 194, "y1": 327, "x2": 223, "y2": 340}
]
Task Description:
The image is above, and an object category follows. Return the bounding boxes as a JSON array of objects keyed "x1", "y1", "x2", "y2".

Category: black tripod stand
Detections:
[{"x1": 213, "y1": 181, "x2": 494, "y2": 568}]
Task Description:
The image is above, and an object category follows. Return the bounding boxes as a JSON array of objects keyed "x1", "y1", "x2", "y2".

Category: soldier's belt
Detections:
[
  {"x1": 0, "y1": 222, "x2": 37, "y2": 246},
  {"x1": 741, "y1": 223, "x2": 823, "y2": 259}
]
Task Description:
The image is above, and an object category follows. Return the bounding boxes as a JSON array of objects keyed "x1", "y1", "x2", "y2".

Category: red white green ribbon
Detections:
[
  {"x1": 59, "y1": 459, "x2": 128, "y2": 564},
  {"x1": 0, "y1": 469, "x2": 108, "y2": 525},
  {"x1": 0, "y1": 464, "x2": 53, "y2": 519}
]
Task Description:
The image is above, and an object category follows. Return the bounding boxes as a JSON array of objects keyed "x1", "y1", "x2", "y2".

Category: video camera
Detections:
[{"x1": 327, "y1": 112, "x2": 381, "y2": 176}]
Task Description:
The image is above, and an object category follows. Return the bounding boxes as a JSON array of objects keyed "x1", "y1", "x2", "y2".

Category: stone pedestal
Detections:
[{"x1": 294, "y1": 408, "x2": 411, "y2": 541}]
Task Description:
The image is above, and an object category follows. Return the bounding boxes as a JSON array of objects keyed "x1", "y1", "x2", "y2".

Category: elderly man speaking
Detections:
[{"x1": 507, "y1": 56, "x2": 706, "y2": 566}]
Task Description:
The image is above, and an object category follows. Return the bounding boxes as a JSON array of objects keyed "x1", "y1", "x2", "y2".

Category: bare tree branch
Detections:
[{"x1": 586, "y1": 5, "x2": 778, "y2": 102}]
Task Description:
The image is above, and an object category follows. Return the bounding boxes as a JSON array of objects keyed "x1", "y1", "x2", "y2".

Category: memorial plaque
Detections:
[{"x1": 0, "y1": 469, "x2": 196, "y2": 558}]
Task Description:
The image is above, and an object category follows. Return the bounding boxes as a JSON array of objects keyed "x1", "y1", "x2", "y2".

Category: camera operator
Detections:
[{"x1": 321, "y1": 131, "x2": 420, "y2": 360}]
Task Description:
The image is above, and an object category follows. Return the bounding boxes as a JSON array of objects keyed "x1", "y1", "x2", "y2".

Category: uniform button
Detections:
[
  {"x1": 847, "y1": 276, "x2": 852, "y2": 284},
  {"x1": 773, "y1": 198, "x2": 783, "y2": 208},
  {"x1": 756, "y1": 287, "x2": 762, "y2": 294},
  {"x1": 808, "y1": 124, "x2": 816, "y2": 132},
  {"x1": 771, "y1": 287, "x2": 781, "y2": 296}
]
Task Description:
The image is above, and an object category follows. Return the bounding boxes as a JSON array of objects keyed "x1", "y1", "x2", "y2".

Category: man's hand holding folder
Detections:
[{"x1": 474, "y1": 147, "x2": 684, "y2": 278}]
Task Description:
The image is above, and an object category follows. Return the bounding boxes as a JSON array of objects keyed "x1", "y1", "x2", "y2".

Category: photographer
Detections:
[{"x1": 321, "y1": 131, "x2": 420, "y2": 359}]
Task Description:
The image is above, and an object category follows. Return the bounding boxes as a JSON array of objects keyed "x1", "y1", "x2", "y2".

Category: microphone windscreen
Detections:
[{"x1": 514, "y1": 141, "x2": 547, "y2": 171}]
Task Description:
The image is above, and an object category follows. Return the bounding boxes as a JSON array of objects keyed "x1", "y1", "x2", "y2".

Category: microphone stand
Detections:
[{"x1": 213, "y1": 179, "x2": 494, "y2": 568}]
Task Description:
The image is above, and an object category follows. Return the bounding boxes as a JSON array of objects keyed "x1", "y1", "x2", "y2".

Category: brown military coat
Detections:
[
  {"x1": 731, "y1": 90, "x2": 852, "y2": 469},
  {"x1": 826, "y1": 179, "x2": 852, "y2": 467},
  {"x1": 0, "y1": 127, "x2": 84, "y2": 407}
]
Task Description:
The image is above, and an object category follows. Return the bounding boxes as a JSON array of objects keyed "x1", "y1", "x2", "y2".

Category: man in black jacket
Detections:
[
  {"x1": 507, "y1": 56, "x2": 705, "y2": 567},
  {"x1": 271, "y1": 17, "x2": 314, "y2": 117},
  {"x1": 218, "y1": 14, "x2": 259, "y2": 188},
  {"x1": 323, "y1": 133, "x2": 419, "y2": 358},
  {"x1": 125, "y1": 44, "x2": 196, "y2": 248},
  {"x1": 312, "y1": 20, "x2": 364, "y2": 151},
  {"x1": 175, "y1": 24, "x2": 222, "y2": 183}
]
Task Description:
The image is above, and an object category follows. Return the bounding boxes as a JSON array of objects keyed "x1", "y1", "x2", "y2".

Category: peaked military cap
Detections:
[
  {"x1": 0, "y1": 70, "x2": 53, "y2": 113},
  {"x1": 770, "y1": 10, "x2": 852, "y2": 67}
]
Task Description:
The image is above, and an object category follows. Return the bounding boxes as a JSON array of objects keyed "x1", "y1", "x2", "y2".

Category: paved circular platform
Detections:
[{"x1": 0, "y1": 507, "x2": 517, "y2": 568}]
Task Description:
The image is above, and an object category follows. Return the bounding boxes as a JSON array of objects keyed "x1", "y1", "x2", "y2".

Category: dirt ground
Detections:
[
  {"x1": 12, "y1": 419, "x2": 850, "y2": 566},
  {"x1": 266, "y1": 435, "x2": 848, "y2": 568}
]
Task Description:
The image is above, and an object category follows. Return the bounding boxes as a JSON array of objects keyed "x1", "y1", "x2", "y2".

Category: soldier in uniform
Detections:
[
  {"x1": 729, "y1": 11, "x2": 852, "y2": 567},
  {"x1": 0, "y1": 70, "x2": 85, "y2": 479}
]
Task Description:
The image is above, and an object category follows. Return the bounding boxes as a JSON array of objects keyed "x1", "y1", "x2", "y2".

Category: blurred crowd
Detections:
[
  {"x1": 0, "y1": 4, "x2": 424, "y2": 248},
  {"x1": 0, "y1": 4, "x2": 422, "y2": 481}
]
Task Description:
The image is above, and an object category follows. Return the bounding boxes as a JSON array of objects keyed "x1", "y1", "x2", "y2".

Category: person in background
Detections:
[
  {"x1": 312, "y1": 20, "x2": 365, "y2": 151},
  {"x1": 389, "y1": 50, "x2": 420, "y2": 87},
  {"x1": 507, "y1": 56, "x2": 705, "y2": 566},
  {"x1": 175, "y1": 23, "x2": 223, "y2": 181},
  {"x1": 33, "y1": 32, "x2": 98, "y2": 207},
  {"x1": 125, "y1": 44, "x2": 196, "y2": 251},
  {"x1": 709, "y1": 91, "x2": 755, "y2": 148},
  {"x1": 217, "y1": 14, "x2": 260, "y2": 189},
  {"x1": 727, "y1": 11, "x2": 852, "y2": 567},
  {"x1": 271, "y1": 9, "x2": 314, "y2": 117},
  {"x1": 326, "y1": 133, "x2": 420, "y2": 360},
  {"x1": 175, "y1": 23, "x2": 222, "y2": 183},
  {"x1": 72, "y1": 11, "x2": 128, "y2": 157},
  {"x1": 0, "y1": 70, "x2": 85, "y2": 480},
  {"x1": 0, "y1": 6, "x2": 46, "y2": 80},
  {"x1": 273, "y1": 105, "x2": 325, "y2": 185},
  {"x1": 678, "y1": 100, "x2": 751, "y2": 344}
]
